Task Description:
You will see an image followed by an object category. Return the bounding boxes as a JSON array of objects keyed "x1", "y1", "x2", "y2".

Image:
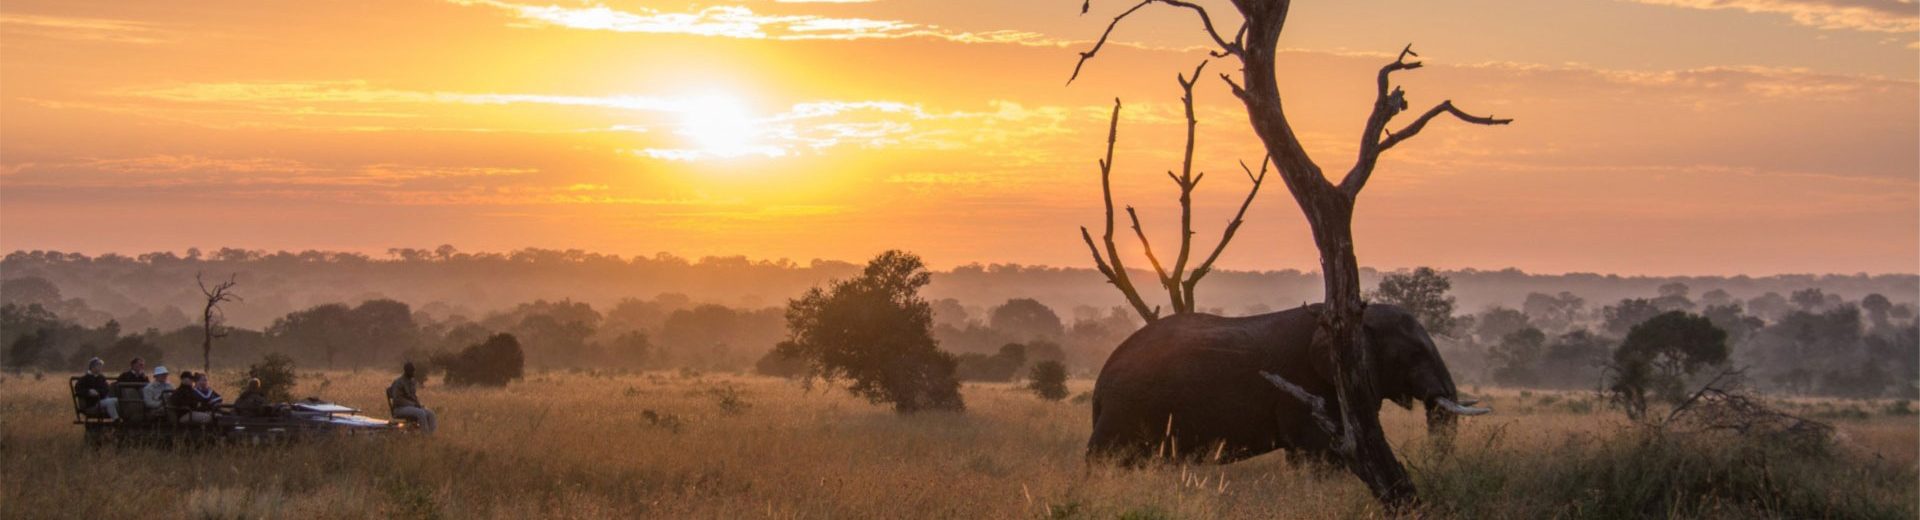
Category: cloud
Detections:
[
  {"x1": 447, "y1": 0, "x2": 1065, "y2": 46},
  {"x1": 1623, "y1": 0, "x2": 1919, "y2": 33},
  {"x1": 0, "y1": 13, "x2": 173, "y2": 44}
]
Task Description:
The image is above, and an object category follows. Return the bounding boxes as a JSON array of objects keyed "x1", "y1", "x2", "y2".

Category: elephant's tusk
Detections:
[{"x1": 1437, "y1": 397, "x2": 1491, "y2": 416}]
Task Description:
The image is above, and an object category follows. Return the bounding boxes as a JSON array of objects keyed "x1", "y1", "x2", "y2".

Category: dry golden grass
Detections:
[{"x1": 2, "y1": 371, "x2": 1913, "y2": 519}]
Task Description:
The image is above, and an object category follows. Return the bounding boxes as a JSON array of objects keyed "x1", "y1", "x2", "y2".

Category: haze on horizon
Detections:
[{"x1": 3, "y1": 0, "x2": 1916, "y2": 277}]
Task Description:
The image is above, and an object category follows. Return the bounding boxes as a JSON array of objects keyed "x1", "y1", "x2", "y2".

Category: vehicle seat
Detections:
[{"x1": 114, "y1": 383, "x2": 148, "y2": 423}]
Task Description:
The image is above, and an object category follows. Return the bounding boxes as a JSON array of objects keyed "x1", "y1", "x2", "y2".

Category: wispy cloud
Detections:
[
  {"x1": 1623, "y1": 0, "x2": 1919, "y2": 33},
  {"x1": 447, "y1": 0, "x2": 1065, "y2": 46},
  {"x1": 0, "y1": 13, "x2": 173, "y2": 44}
]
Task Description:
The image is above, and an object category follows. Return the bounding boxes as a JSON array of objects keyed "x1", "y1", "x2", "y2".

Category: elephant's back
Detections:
[{"x1": 1088, "y1": 310, "x2": 1317, "y2": 460}]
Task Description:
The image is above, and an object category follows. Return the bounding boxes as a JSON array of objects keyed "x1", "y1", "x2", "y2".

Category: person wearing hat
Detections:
[
  {"x1": 143, "y1": 366, "x2": 174, "y2": 413},
  {"x1": 386, "y1": 362, "x2": 436, "y2": 434},
  {"x1": 74, "y1": 357, "x2": 116, "y2": 419}
]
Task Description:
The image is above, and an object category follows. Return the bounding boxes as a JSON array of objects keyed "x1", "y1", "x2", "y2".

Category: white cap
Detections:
[{"x1": 152, "y1": 365, "x2": 169, "y2": 376}]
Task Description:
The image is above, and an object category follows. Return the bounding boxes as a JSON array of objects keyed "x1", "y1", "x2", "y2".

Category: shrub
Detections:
[
  {"x1": 775, "y1": 250, "x2": 963, "y2": 413},
  {"x1": 753, "y1": 349, "x2": 807, "y2": 378},
  {"x1": 246, "y1": 352, "x2": 298, "y2": 402},
  {"x1": 956, "y1": 343, "x2": 1026, "y2": 381},
  {"x1": 431, "y1": 333, "x2": 524, "y2": 387},
  {"x1": 1027, "y1": 360, "x2": 1068, "y2": 401}
]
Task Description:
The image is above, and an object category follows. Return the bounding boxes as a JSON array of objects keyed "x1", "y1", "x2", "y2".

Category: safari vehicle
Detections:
[{"x1": 70, "y1": 377, "x2": 412, "y2": 447}]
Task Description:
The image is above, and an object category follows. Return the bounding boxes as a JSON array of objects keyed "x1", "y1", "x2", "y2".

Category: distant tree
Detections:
[
  {"x1": 1790, "y1": 288, "x2": 1827, "y2": 312},
  {"x1": 754, "y1": 348, "x2": 808, "y2": 378},
  {"x1": 1602, "y1": 298, "x2": 1663, "y2": 337},
  {"x1": 775, "y1": 250, "x2": 963, "y2": 413},
  {"x1": 1606, "y1": 311, "x2": 1729, "y2": 419},
  {"x1": 1488, "y1": 327, "x2": 1546, "y2": 387},
  {"x1": 1371, "y1": 267, "x2": 1456, "y2": 334},
  {"x1": 196, "y1": 273, "x2": 241, "y2": 373},
  {"x1": 1521, "y1": 291, "x2": 1584, "y2": 334},
  {"x1": 989, "y1": 298, "x2": 1065, "y2": 342},
  {"x1": 1746, "y1": 292, "x2": 1792, "y2": 322},
  {"x1": 1540, "y1": 329, "x2": 1609, "y2": 389},
  {"x1": 1651, "y1": 282, "x2": 1694, "y2": 312},
  {"x1": 432, "y1": 333, "x2": 524, "y2": 387},
  {"x1": 1861, "y1": 293, "x2": 1893, "y2": 329},
  {"x1": 1891, "y1": 303, "x2": 1917, "y2": 324},
  {"x1": 101, "y1": 335, "x2": 165, "y2": 369},
  {"x1": 956, "y1": 343, "x2": 1027, "y2": 382},
  {"x1": 1474, "y1": 307, "x2": 1531, "y2": 345},
  {"x1": 0, "y1": 276, "x2": 62, "y2": 308},
  {"x1": 605, "y1": 330, "x2": 653, "y2": 368},
  {"x1": 930, "y1": 298, "x2": 971, "y2": 329},
  {"x1": 1027, "y1": 360, "x2": 1069, "y2": 401},
  {"x1": 1700, "y1": 303, "x2": 1764, "y2": 347},
  {"x1": 1698, "y1": 289, "x2": 1734, "y2": 308}
]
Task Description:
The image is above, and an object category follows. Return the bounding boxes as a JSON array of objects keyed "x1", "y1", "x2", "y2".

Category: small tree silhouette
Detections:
[
  {"x1": 776, "y1": 250, "x2": 964, "y2": 413},
  {"x1": 196, "y1": 272, "x2": 240, "y2": 373},
  {"x1": 1027, "y1": 361, "x2": 1069, "y2": 401}
]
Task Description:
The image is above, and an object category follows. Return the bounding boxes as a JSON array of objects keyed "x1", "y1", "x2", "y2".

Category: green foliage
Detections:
[
  {"x1": 776, "y1": 250, "x2": 964, "y2": 413},
  {"x1": 431, "y1": 333, "x2": 525, "y2": 387},
  {"x1": 247, "y1": 352, "x2": 299, "y2": 402},
  {"x1": 1370, "y1": 267, "x2": 1456, "y2": 335},
  {"x1": 1027, "y1": 360, "x2": 1069, "y2": 401}
]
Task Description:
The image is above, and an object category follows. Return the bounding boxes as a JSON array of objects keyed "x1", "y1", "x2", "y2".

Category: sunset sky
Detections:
[{"x1": 2, "y1": 0, "x2": 1915, "y2": 276}]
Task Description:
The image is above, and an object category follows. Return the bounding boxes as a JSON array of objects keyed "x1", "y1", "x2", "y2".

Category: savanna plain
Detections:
[{"x1": 2, "y1": 370, "x2": 1914, "y2": 519}]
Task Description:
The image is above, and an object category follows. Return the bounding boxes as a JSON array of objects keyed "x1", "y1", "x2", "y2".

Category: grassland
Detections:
[{"x1": 2, "y1": 370, "x2": 1914, "y2": 519}]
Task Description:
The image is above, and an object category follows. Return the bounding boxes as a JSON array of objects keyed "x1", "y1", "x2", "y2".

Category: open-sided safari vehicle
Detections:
[{"x1": 71, "y1": 377, "x2": 414, "y2": 447}]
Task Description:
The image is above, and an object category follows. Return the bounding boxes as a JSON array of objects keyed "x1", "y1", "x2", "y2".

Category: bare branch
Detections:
[
  {"x1": 1125, "y1": 206, "x2": 1175, "y2": 291},
  {"x1": 1379, "y1": 100, "x2": 1512, "y2": 152},
  {"x1": 1338, "y1": 46, "x2": 1513, "y2": 197},
  {"x1": 1084, "y1": 100, "x2": 1161, "y2": 323},
  {"x1": 1165, "y1": 60, "x2": 1208, "y2": 314},
  {"x1": 1069, "y1": 1, "x2": 1239, "y2": 85},
  {"x1": 1260, "y1": 371, "x2": 1342, "y2": 448},
  {"x1": 1182, "y1": 156, "x2": 1267, "y2": 306}
]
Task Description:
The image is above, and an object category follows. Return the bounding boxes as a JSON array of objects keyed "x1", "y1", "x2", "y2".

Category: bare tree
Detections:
[
  {"x1": 1072, "y1": 0, "x2": 1511, "y2": 508},
  {"x1": 197, "y1": 272, "x2": 241, "y2": 373},
  {"x1": 1080, "y1": 61, "x2": 1268, "y2": 322}
]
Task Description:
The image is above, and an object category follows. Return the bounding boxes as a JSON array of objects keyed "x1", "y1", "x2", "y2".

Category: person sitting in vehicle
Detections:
[
  {"x1": 142, "y1": 365, "x2": 173, "y2": 413},
  {"x1": 387, "y1": 362, "x2": 436, "y2": 434},
  {"x1": 234, "y1": 378, "x2": 270, "y2": 417},
  {"x1": 117, "y1": 357, "x2": 150, "y2": 384},
  {"x1": 172, "y1": 372, "x2": 222, "y2": 424},
  {"x1": 74, "y1": 357, "x2": 116, "y2": 419}
]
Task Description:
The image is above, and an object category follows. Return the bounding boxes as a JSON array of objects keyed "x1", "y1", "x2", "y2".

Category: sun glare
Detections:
[{"x1": 676, "y1": 94, "x2": 766, "y2": 159}]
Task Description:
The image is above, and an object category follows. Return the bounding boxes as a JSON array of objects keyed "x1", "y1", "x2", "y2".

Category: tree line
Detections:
[{"x1": 1373, "y1": 268, "x2": 1919, "y2": 399}]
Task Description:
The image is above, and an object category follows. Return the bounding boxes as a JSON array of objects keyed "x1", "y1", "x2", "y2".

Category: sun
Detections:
[{"x1": 676, "y1": 94, "x2": 767, "y2": 159}]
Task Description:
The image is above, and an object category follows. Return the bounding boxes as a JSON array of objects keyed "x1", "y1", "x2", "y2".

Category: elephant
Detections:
[{"x1": 1086, "y1": 303, "x2": 1487, "y2": 466}]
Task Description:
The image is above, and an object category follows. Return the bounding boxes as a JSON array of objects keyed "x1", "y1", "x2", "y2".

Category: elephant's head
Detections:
[{"x1": 1364, "y1": 304, "x2": 1489, "y2": 436}]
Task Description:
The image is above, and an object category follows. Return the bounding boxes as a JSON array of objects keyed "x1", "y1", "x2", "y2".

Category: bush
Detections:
[
  {"x1": 1027, "y1": 360, "x2": 1068, "y2": 401},
  {"x1": 753, "y1": 349, "x2": 807, "y2": 378},
  {"x1": 1607, "y1": 311, "x2": 1728, "y2": 419},
  {"x1": 431, "y1": 333, "x2": 524, "y2": 387},
  {"x1": 246, "y1": 352, "x2": 298, "y2": 402},
  {"x1": 956, "y1": 343, "x2": 1026, "y2": 381}
]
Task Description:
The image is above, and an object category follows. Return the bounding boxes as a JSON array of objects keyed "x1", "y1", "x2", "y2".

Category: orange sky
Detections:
[{"x1": 2, "y1": 0, "x2": 1915, "y2": 276}]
